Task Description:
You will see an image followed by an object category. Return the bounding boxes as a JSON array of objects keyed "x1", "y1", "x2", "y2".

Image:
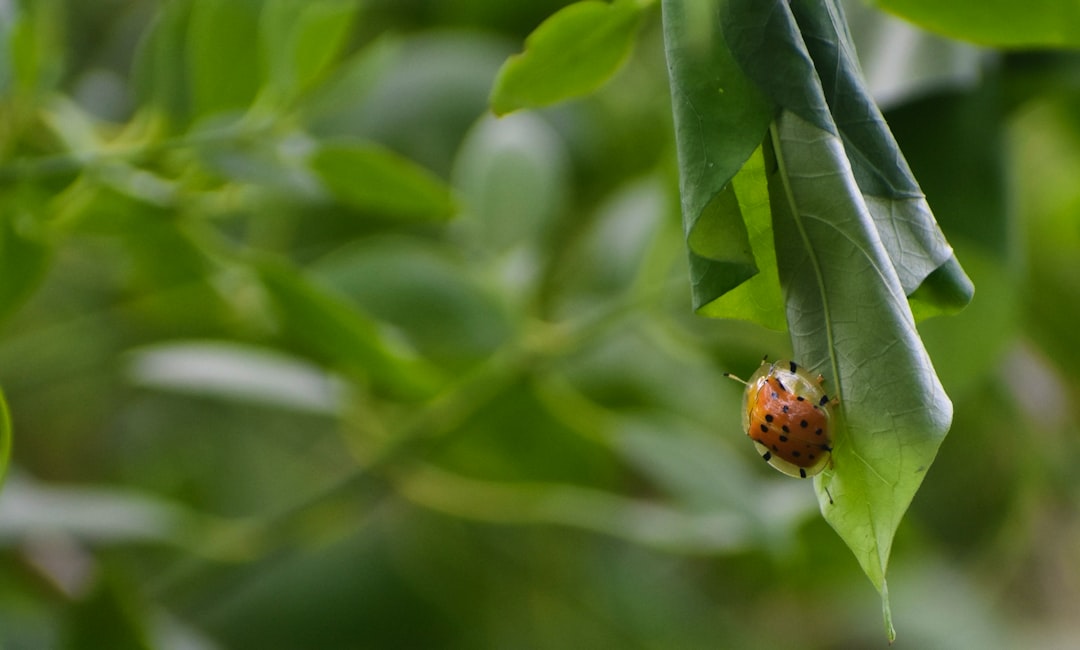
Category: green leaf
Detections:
[
  {"x1": 187, "y1": 0, "x2": 262, "y2": 117},
  {"x1": 661, "y1": 0, "x2": 778, "y2": 325},
  {"x1": 255, "y1": 258, "x2": 444, "y2": 400},
  {"x1": 132, "y1": 0, "x2": 192, "y2": 124},
  {"x1": 668, "y1": 0, "x2": 975, "y2": 638},
  {"x1": 309, "y1": 141, "x2": 456, "y2": 221},
  {"x1": 767, "y1": 110, "x2": 952, "y2": 643},
  {"x1": 872, "y1": 0, "x2": 1080, "y2": 48},
  {"x1": 0, "y1": 386, "x2": 10, "y2": 488},
  {"x1": 693, "y1": 148, "x2": 785, "y2": 327},
  {"x1": 260, "y1": 0, "x2": 358, "y2": 100},
  {"x1": 62, "y1": 573, "x2": 153, "y2": 650},
  {"x1": 0, "y1": 197, "x2": 52, "y2": 324},
  {"x1": 2, "y1": 0, "x2": 63, "y2": 98},
  {"x1": 490, "y1": 0, "x2": 645, "y2": 116}
]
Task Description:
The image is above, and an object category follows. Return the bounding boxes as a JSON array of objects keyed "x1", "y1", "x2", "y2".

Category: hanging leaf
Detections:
[{"x1": 663, "y1": 0, "x2": 974, "y2": 639}]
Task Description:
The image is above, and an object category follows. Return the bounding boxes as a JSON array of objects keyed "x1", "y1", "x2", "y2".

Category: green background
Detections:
[{"x1": 0, "y1": 0, "x2": 1078, "y2": 647}]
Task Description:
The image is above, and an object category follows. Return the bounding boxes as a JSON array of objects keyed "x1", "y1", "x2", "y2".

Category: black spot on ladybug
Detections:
[
  {"x1": 796, "y1": 396, "x2": 805, "y2": 402},
  {"x1": 781, "y1": 425, "x2": 790, "y2": 433},
  {"x1": 799, "y1": 468, "x2": 807, "y2": 478},
  {"x1": 819, "y1": 395, "x2": 829, "y2": 406},
  {"x1": 762, "y1": 451, "x2": 772, "y2": 462},
  {"x1": 808, "y1": 453, "x2": 816, "y2": 459},
  {"x1": 792, "y1": 450, "x2": 801, "y2": 458},
  {"x1": 779, "y1": 435, "x2": 788, "y2": 442},
  {"x1": 782, "y1": 405, "x2": 789, "y2": 413},
  {"x1": 771, "y1": 392, "x2": 779, "y2": 399},
  {"x1": 800, "y1": 420, "x2": 808, "y2": 428},
  {"x1": 789, "y1": 361, "x2": 798, "y2": 373},
  {"x1": 764, "y1": 414, "x2": 774, "y2": 423},
  {"x1": 815, "y1": 428, "x2": 823, "y2": 435},
  {"x1": 759, "y1": 423, "x2": 768, "y2": 433}
]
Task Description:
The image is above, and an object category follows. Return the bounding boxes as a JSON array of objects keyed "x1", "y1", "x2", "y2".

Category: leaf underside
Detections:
[{"x1": 663, "y1": 0, "x2": 973, "y2": 640}]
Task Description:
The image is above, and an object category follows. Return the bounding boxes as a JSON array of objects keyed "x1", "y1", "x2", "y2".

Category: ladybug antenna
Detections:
[{"x1": 722, "y1": 372, "x2": 747, "y2": 385}]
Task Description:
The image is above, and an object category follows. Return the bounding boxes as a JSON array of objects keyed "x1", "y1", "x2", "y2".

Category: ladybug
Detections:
[{"x1": 725, "y1": 358, "x2": 834, "y2": 479}]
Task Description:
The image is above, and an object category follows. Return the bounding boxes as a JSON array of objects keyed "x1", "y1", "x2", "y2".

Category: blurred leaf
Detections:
[
  {"x1": 62, "y1": 574, "x2": 152, "y2": 650},
  {"x1": 840, "y1": 0, "x2": 984, "y2": 108},
  {"x1": 255, "y1": 258, "x2": 443, "y2": 399},
  {"x1": 311, "y1": 237, "x2": 512, "y2": 369},
  {"x1": 0, "y1": 475, "x2": 208, "y2": 547},
  {"x1": 872, "y1": 0, "x2": 1080, "y2": 48},
  {"x1": 127, "y1": 341, "x2": 345, "y2": 415},
  {"x1": 186, "y1": 0, "x2": 262, "y2": 117},
  {"x1": 768, "y1": 110, "x2": 952, "y2": 642},
  {"x1": 309, "y1": 141, "x2": 456, "y2": 221},
  {"x1": 552, "y1": 175, "x2": 670, "y2": 316},
  {"x1": 1, "y1": 0, "x2": 64, "y2": 98},
  {"x1": 308, "y1": 33, "x2": 508, "y2": 175},
  {"x1": 490, "y1": 0, "x2": 645, "y2": 116},
  {"x1": 0, "y1": 203, "x2": 52, "y2": 324},
  {"x1": 0, "y1": 387, "x2": 10, "y2": 488},
  {"x1": 453, "y1": 113, "x2": 568, "y2": 252},
  {"x1": 260, "y1": 0, "x2": 358, "y2": 100},
  {"x1": 131, "y1": 0, "x2": 192, "y2": 123},
  {"x1": 396, "y1": 463, "x2": 752, "y2": 554}
]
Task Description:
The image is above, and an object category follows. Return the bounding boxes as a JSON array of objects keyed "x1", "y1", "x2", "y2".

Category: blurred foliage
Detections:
[{"x1": 0, "y1": 0, "x2": 1079, "y2": 648}]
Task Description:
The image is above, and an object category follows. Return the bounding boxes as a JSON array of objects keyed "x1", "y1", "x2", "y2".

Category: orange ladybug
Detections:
[{"x1": 725, "y1": 358, "x2": 834, "y2": 479}]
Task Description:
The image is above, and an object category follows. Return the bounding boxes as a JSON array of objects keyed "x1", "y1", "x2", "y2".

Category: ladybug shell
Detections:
[{"x1": 741, "y1": 359, "x2": 833, "y2": 479}]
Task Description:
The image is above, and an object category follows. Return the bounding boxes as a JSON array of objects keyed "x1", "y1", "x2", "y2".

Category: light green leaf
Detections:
[
  {"x1": 694, "y1": 148, "x2": 784, "y2": 327},
  {"x1": 310, "y1": 141, "x2": 456, "y2": 221},
  {"x1": 187, "y1": 0, "x2": 262, "y2": 117},
  {"x1": 490, "y1": 0, "x2": 646, "y2": 116},
  {"x1": 873, "y1": 0, "x2": 1080, "y2": 48},
  {"x1": 0, "y1": 387, "x2": 10, "y2": 488},
  {"x1": 768, "y1": 110, "x2": 953, "y2": 642},
  {"x1": 260, "y1": 0, "x2": 358, "y2": 99}
]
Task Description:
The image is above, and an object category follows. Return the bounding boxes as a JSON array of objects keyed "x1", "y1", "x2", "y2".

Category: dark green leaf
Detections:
[
  {"x1": 873, "y1": 0, "x2": 1080, "y2": 48},
  {"x1": 62, "y1": 573, "x2": 153, "y2": 650},
  {"x1": 256, "y1": 258, "x2": 444, "y2": 400},
  {"x1": 490, "y1": 0, "x2": 645, "y2": 116},
  {"x1": 722, "y1": 0, "x2": 972, "y2": 314},
  {"x1": 661, "y1": 0, "x2": 778, "y2": 324},
  {"x1": 310, "y1": 142, "x2": 456, "y2": 221},
  {"x1": 0, "y1": 199, "x2": 51, "y2": 323}
]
